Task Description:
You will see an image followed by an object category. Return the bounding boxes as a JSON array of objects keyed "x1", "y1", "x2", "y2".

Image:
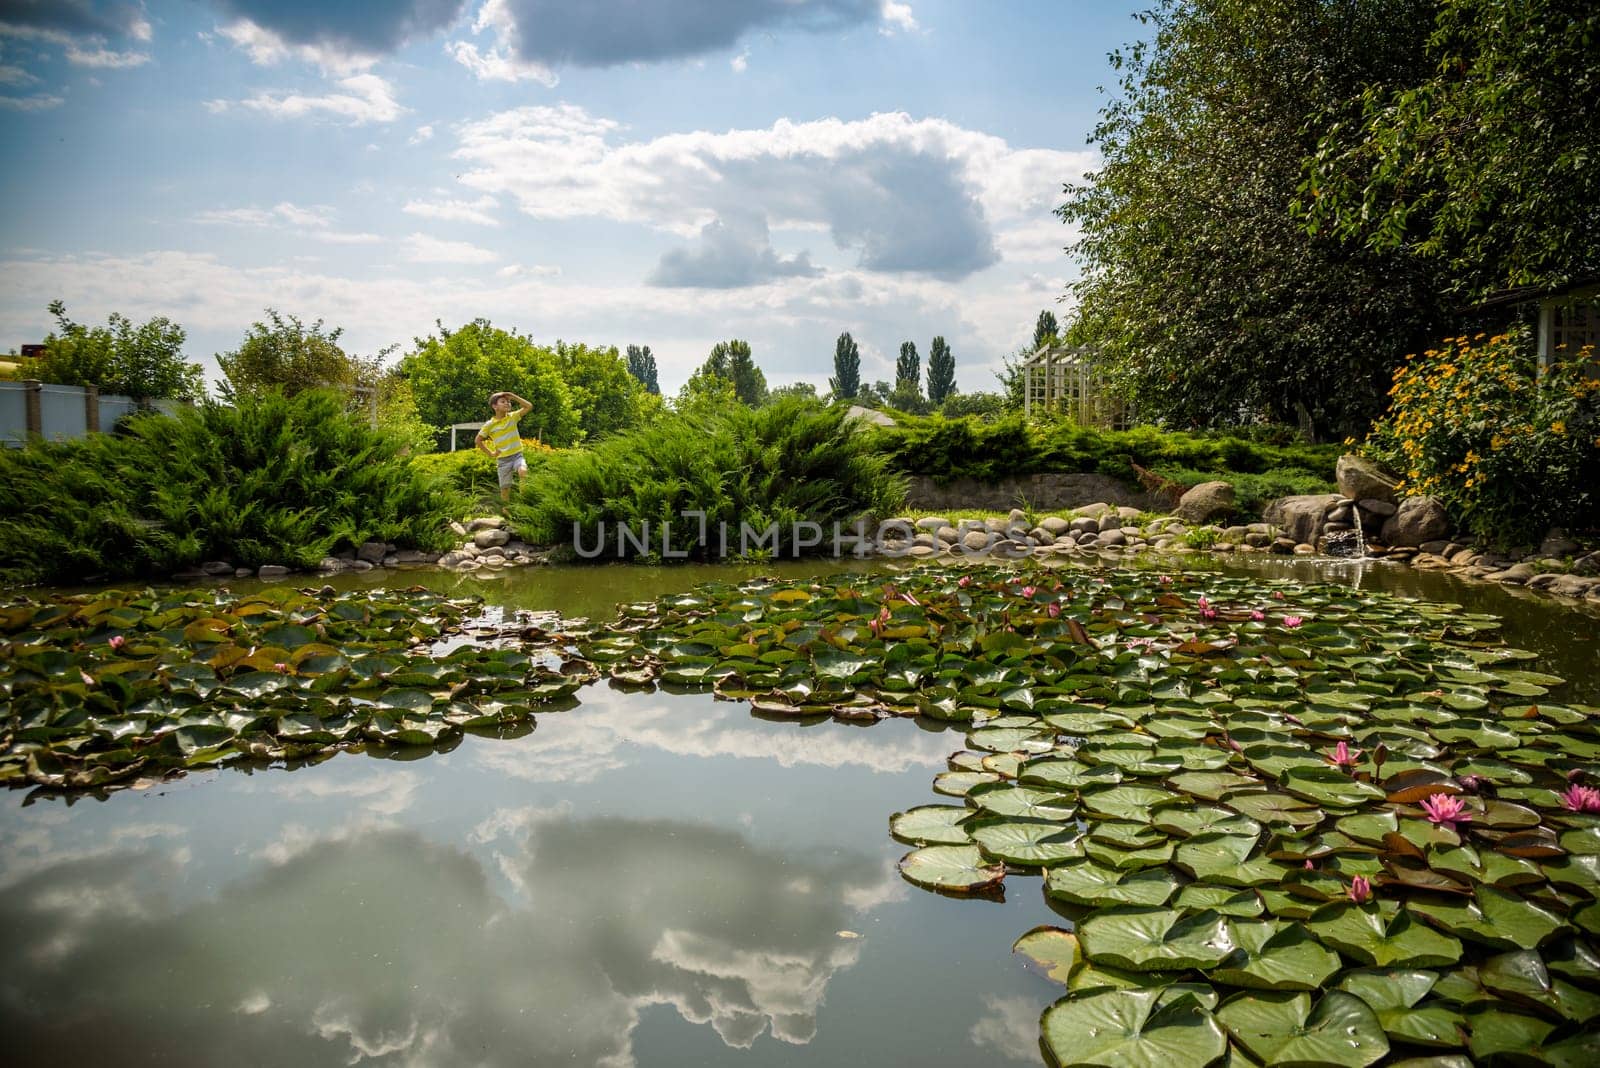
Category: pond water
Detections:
[{"x1": 2, "y1": 556, "x2": 1597, "y2": 1066}]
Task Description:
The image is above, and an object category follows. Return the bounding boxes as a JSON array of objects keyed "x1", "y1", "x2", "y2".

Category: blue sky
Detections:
[{"x1": 0, "y1": 0, "x2": 1148, "y2": 395}]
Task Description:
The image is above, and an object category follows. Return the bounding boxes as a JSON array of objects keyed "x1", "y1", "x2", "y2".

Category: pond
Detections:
[{"x1": 2, "y1": 556, "x2": 1597, "y2": 1066}]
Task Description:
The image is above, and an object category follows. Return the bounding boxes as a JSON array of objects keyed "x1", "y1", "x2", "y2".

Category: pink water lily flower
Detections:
[
  {"x1": 1349, "y1": 875, "x2": 1373, "y2": 904},
  {"x1": 1020, "y1": 585, "x2": 1037, "y2": 597},
  {"x1": 1560, "y1": 784, "x2": 1600, "y2": 814},
  {"x1": 1159, "y1": 575, "x2": 1173, "y2": 585},
  {"x1": 957, "y1": 575, "x2": 972, "y2": 588},
  {"x1": 1197, "y1": 595, "x2": 1210, "y2": 608},
  {"x1": 273, "y1": 662, "x2": 290, "y2": 674},
  {"x1": 1199, "y1": 606, "x2": 1218, "y2": 621},
  {"x1": 1420, "y1": 793, "x2": 1472, "y2": 827},
  {"x1": 1326, "y1": 741, "x2": 1362, "y2": 770},
  {"x1": 1272, "y1": 590, "x2": 1285, "y2": 601},
  {"x1": 108, "y1": 634, "x2": 125, "y2": 650},
  {"x1": 1283, "y1": 615, "x2": 1304, "y2": 628},
  {"x1": 1250, "y1": 609, "x2": 1265, "y2": 621}
]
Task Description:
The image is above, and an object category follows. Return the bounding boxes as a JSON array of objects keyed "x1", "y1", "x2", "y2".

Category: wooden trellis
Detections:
[{"x1": 1022, "y1": 343, "x2": 1133, "y2": 429}]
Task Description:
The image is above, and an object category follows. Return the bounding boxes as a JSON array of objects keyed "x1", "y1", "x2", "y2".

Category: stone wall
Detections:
[{"x1": 904, "y1": 473, "x2": 1161, "y2": 513}]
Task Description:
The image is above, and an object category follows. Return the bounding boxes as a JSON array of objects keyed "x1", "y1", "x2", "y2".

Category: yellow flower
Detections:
[{"x1": 1551, "y1": 421, "x2": 1567, "y2": 435}]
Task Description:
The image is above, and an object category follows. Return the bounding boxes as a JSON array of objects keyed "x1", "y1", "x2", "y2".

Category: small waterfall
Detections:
[{"x1": 1323, "y1": 524, "x2": 1367, "y2": 559}]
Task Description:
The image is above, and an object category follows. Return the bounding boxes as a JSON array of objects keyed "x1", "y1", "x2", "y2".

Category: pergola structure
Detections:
[{"x1": 1021, "y1": 343, "x2": 1133, "y2": 429}]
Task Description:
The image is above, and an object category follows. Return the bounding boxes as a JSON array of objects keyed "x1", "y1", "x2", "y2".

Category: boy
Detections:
[{"x1": 476, "y1": 390, "x2": 534, "y2": 502}]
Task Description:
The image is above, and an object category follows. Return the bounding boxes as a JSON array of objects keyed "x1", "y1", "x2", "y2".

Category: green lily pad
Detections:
[
  {"x1": 1208, "y1": 919, "x2": 1343, "y2": 991},
  {"x1": 1307, "y1": 901, "x2": 1464, "y2": 968},
  {"x1": 1279, "y1": 766, "x2": 1388, "y2": 808},
  {"x1": 1174, "y1": 884, "x2": 1264, "y2": 918},
  {"x1": 965, "y1": 782, "x2": 1077, "y2": 820},
  {"x1": 1080, "y1": 783, "x2": 1179, "y2": 821},
  {"x1": 1047, "y1": 860, "x2": 1180, "y2": 908},
  {"x1": 897, "y1": 845, "x2": 1005, "y2": 894},
  {"x1": 1078, "y1": 907, "x2": 1235, "y2": 972},
  {"x1": 1153, "y1": 805, "x2": 1263, "y2": 839},
  {"x1": 1408, "y1": 886, "x2": 1566, "y2": 951},
  {"x1": 932, "y1": 770, "x2": 1000, "y2": 797},
  {"x1": 1013, "y1": 925, "x2": 1078, "y2": 985},
  {"x1": 888, "y1": 805, "x2": 972, "y2": 846},
  {"x1": 969, "y1": 818, "x2": 1084, "y2": 866},
  {"x1": 1223, "y1": 791, "x2": 1325, "y2": 831},
  {"x1": 1337, "y1": 968, "x2": 1466, "y2": 1048},
  {"x1": 1041, "y1": 988, "x2": 1228, "y2": 1068},
  {"x1": 1175, "y1": 834, "x2": 1292, "y2": 887},
  {"x1": 1215, "y1": 990, "x2": 1389, "y2": 1068},
  {"x1": 1479, "y1": 949, "x2": 1600, "y2": 1022},
  {"x1": 1021, "y1": 758, "x2": 1123, "y2": 790}
]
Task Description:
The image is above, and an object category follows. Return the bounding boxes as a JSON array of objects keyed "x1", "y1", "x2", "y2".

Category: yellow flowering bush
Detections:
[{"x1": 1366, "y1": 328, "x2": 1599, "y2": 546}]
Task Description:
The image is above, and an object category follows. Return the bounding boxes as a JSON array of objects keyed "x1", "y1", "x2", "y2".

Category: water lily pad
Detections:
[
  {"x1": 1222, "y1": 791, "x2": 1325, "y2": 831},
  {"x1": 1041, "y1": 988, "x2": 1228, "y2": 1068},
  {"x1": 1215, "y1": 990, "x2": 1388, "y2": 1067},
  {"x1": 1169, "y1": 770, "x2": 1265, "y2": 801},
  {"x1": 1408, "y1": 886, "x2": 1566, "y2": 951},
  {"x1": 1208, "y1": 919, "x2": 1342, "y2": 991},
  {"x1": 1154, "y1": 805, "x2": 1262, "y2": 839},
  {"x1": 897, "y1": 845, "x2": 1005, "y2": 894},
  {"x1": 1478, "y1": 949, "x2": 1600, "y2": 1022},
  {"x1": 932, "y1": 770, "x2": 1000, "y2": 797},
  {"x1": 1078, "y1": 907, "x2": 1235, "y2": 972},
  {"x1": 1175, "y1": 834, "x2": 1292, "y2": 887},
  {"x1": 965, "y1": 782, "x2": 1078, "y2": 820},
  {"x1": 969, "y1": 818, "x2": 1084, "y2": 866},
  {"x1": 1080, "y1": 783, "x2": 1179, "y2": 821},
  {"x1": 1279, "y1": 766, "x2": 1388, "y2": 808},
  {"x1": 1174, "y1": 884, "x2": 1264, "y2": 918},
  {"x1": 888, "y1": 805, "x2": 972, "y2": 846},
  {"x1": 1047, "y1": 859, "x2": 1181, "y2": 907},
  {"x1": 1013, "y1": 925, "x2": 1078, "y2": 985},
  {"x1": 1337, "y1": 968, "x2": 1465, "y2": 1048},
  {"x1": 1021, "y1": 758, "x2": 1123, "y2": 790},
  {"x1": 1307, "y1": 901, "x2": 1464, "y2": 968},
  {"x1": 967, "y1": 726, "x2": 1054, "y2": 754}
]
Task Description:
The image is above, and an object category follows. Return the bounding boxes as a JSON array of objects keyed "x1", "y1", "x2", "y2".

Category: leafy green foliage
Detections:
[
  {"x1": 830, "y1": 332, "x2": 861, "y2": 401},
  {"x1": 1154, "y1": 464, "x2": 1337, "y2": 518},
  {"x1": 868, "y1": 412, "x2": 1339, "y2": 494},
  {"x1": 1033, "y1": 310, "x2": 1059, "y2": 352},
  {"x1": 396, "y1": 319, "x2": 582, "y2": 446},
  {"x1": 1299, "y1": 0, "x2": 1600, "y2": 295},
  {"x1": 555, "y1": 340, "x2": 657, "y2": 440},
  {"x1": 686, "y1": 339, "x2": 767, "y2": 407},
  {"x1": 0, "y1": 390, "x2": 456, "y2": 585},
  {"x1": 18, "y1": 300, "x2": 203, "y2": 400},
  {"x1": 926, "y1": 335, "x2": 956, "y2": 405},
  {"x1": 1060, "y1": 0, "x2": 1445, "y2": 438},
  {"x1": 507, "y1": 396, "x2": 904, "y2": 559},
  {"x1": 1365, "y1": 329, "x2": 1600, "y2": 544},
  {"x1": 217, "y1": 309, "x2": 364, "y2": 401},
  {"x1": 411, "y1": 445, "x2": 554, "y2": 503},
  {"x1": 625, "y1": 344, "x2": 660, "y2": 395},
  {"x1": 896, "y1": 341, "x2": 920, "y2": 392}
]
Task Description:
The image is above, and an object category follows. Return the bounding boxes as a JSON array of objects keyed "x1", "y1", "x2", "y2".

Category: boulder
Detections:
[
  {"x1": 356, "y1": 540, "x2": 388, "y2": 564},
  {"x1": 467, "y1": 516, "x2": 507, "y2": 532},
  {"x1": 1173, "y1": 481, "x2": 1236, "y2": 524},
  {"x1": 473, "y1": 528, "x2": 511, "y2": 549},
  {"x1": 1358, "y1": 498, "x2": 1397, "y2": 518},
  {"x1": 1040, "y1": 516, "x2": 1071, "y2": 535},
  {"x1": 258, "y1": 565, "x2": 290, "y2": 578},
  {"x1": 1069, "y1": 516, "x2": 1100, "y2": 535},
  {"x1": 1263, "y1": 493, "x2": 1343, "y2": 546},
  {"x1": 915, "y1": 516, "x2": 949, "y2": 532},
  {"x1": 1539, "y1": 528, "x2": 1582, "y2": 558},
  {"x1": 1336, "y1": 454, "x2": 1399, "y2": 504},
  {"x1": 962, "y1": 529, "x2": 993, "y2": 552},
  {"x1": 1549, "y1": 575, "x2": 1596, "y2": 599},
  {"x1": 1379, "y1": 496, "x2": 1451, "y2": 548}
]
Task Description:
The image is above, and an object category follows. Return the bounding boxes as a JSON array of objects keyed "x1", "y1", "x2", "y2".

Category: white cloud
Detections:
[
  {"x1": 0, "y1": 93, "x2": 64, "y2": 110},
  {"x1": 215, "y1": 18, "x2": 378, "y2": 76},
  {"x1": 408, "y1": 123, "x2": 434, "y2": 144},
  {"x1": 402, "y1": 233, "x2": 498, "y2": 264},
  {"x1": 193, "y1": 202, "x2": 383, "y2": 245},
  {"x1": 445, "y1": 40, "x2": 557, "y2": 85},
  {"x1": 730, "y1": 49, "x2": 749, "y2": 73},
  {"x1": 402, "y1": 194, "x2": 500, "y2": 226},
  {"x1": 64, "y1": 45, "x2": 150, "y2": 68},
  {"x1": 496, "y1": 263, "x2": 561, "y2": 278},
  {"x1": 452, "y1": 107, "x2": 1093, "y2": 283},
  {"x1": 0, "y1": 64, "x2": 39, "y2": 86},
  {"x1": 212, "y1": 73, "x2": 407, "y2": 125},
  {"x1": 880, "y1": 2, "x2": 918, "y2": 34}
]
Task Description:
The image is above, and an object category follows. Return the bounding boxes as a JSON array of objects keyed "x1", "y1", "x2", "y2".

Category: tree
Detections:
[
  {"x1": 1058, "y1": 0, "x2": 1444, "y2": 439},
  {"x1": 217, "y1": 310, "x2": 363, "y2": 400},
  {"x1": 626, "y1": 344, "x2": 660, "y2": 395},
  {"x1": 895, "y1": 342, "x2": 920, "y2": 391},
  {"x1": 767, "y1": 382, "x2": 819, "y2": 402},
  {"x1": 1032, "y1": 310, "x2": 1059, "y2": 352},
  {"x1": 830, "y1": 332, "x2": 860, "y2": 401},
  {"x1": 686, "y1": 340, "x2": 767, "y2": 406},
  {"x1": 397, "y1": 319, "x2": 582, "y2": 446},
  {"x1": 556, "y1": 340, "x2": 649, "y2": 440},
  {"x1": 1300, "y1": 0, "x2": 1600, "y2": 296},
  {"x1": 23, "y1": 301, "x2": 203, "y2": 400},
  {"x1": 926, "y1": 335, "x2": 956, "y2": 405}
]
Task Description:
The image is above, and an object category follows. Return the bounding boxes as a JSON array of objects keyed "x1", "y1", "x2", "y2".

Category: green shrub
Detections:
[
  {"x1": 509, "y1": 397, "x2": 906, "y2": 560},
  {"x1": 1365, "y1": 329, "x2": 1599, "y2": 545},
  {"x1": 0, "y1": 389, "x2": 458, "y2": 585},
  {"x1": 411, "y1": 443, "x2": 556, "y2": 503},
  {"x1": 867, "y1": 413, "x2": 1340, "y2": 487},
  {"x1": 1151, "y1": 465, "x2": 1337, "y2": 520}
]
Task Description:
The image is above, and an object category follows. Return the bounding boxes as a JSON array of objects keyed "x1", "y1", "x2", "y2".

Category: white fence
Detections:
[{"x1": 0, "y1": 380, "x2": 187, "y2": 447}]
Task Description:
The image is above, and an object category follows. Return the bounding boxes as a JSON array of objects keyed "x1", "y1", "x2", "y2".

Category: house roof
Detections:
[{"x1": 1468, "y1": 273, "x2": 1600, "y2": 311}]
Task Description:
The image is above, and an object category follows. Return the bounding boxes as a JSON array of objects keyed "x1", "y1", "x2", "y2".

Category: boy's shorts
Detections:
[{"x1": 496, "y1": 452, "x2": 527, "y2": 489}]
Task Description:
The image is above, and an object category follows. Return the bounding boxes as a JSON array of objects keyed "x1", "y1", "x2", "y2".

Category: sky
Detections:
[{"x1": 0, "y1": 0, "x2": 1148, "y2": 397}]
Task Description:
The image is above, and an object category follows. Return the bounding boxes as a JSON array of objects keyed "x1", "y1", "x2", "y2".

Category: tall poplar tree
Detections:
[
  {"x1": 895, "y1": 341, "x2": 920, "y2": 390},
  {"x1": 830, "y1": 332, "x2": 860, "y2": 401},
  {"x1": 626, "y1": 344, "x2": 660, "y2": 395},
  {"x1": 926, "y1": 336, "x2": 956, "y2": 405}
]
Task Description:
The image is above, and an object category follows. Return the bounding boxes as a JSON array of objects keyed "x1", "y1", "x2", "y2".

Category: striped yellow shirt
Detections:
[{"x1": 480, "y1": 412, "x2": 524, "y2": 458}]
